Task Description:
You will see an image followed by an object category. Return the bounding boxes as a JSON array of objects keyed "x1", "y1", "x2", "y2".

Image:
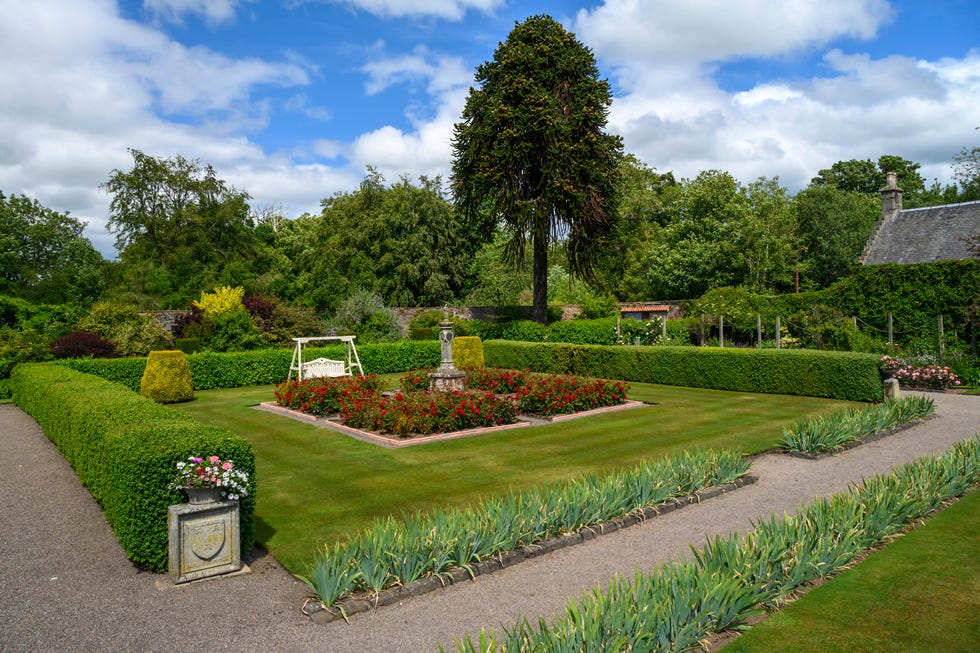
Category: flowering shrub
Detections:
[
  {"x1": 467, "y1": 367, "x2": 531, "y2": 394},
  {"x1": 275, "y1": 375, "x2": 384, "y2": 415},
  {"x1": 193, "y1": 285, "x2": 245, "y2": 316},
  {"x1": 881, "y1": 356, "x2": 962, "y2": 390},
  {"x1": 517, "y1": 375, "x2": 630, "y2": 416},
  {"x1": 340, "y1": 390, "x2": 518, "y2": 436},
  {"x1": 170, "y1": 455, "x2": 250, "y2": 500},
  {"x1": 400, "y1": 367, "x2": 533, "y2": 394},
  {"x1": 399, "y1": 369, "x2": 430, "y2": 393}
]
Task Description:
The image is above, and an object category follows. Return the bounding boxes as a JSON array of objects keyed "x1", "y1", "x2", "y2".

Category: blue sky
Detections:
[{"x1": 1, "y1": 0, "x2": 978, "y2": 257}]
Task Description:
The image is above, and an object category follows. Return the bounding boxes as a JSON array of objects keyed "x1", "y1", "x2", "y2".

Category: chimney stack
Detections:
[{"x1": 880, "y1": 171, "x2": 903, "y2": 219}]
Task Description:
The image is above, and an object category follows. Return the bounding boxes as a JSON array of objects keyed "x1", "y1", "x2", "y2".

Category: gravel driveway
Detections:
[{"x1": 1, "y1": 391, "x2": 976, "y2": 653}]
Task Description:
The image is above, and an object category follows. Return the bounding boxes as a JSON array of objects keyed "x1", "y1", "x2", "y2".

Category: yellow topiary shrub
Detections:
[
  {"x1": 452, "y1": 336, "x2": 485, "y2": 369},
  {"x1": 140, "y1": 350, "x2": 194, "y2": 404}
]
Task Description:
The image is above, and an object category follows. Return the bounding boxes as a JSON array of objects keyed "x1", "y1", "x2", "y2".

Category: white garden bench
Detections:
[
  {"x1": 288, "y1": 335, "x2": 364, "y2": 380},
  {"x1": 302, "y1": 357, "x2": 347, "y2": 379}
]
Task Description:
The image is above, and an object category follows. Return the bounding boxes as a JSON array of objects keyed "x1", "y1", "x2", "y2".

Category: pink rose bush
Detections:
[{"x1": 881, "y1": 356, "x2": 962, "y2": 390}]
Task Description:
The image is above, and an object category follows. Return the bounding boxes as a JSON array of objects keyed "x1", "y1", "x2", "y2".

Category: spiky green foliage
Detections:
[
  {"x1": 451, "y1": 436, "x2": 980, "y2": 652},
  {"x1": 302, "y1": 448, "x2": 749, "y2": 608},
  {"x1": 781, "y1": 395, "x2": 935, "y2": 454}
]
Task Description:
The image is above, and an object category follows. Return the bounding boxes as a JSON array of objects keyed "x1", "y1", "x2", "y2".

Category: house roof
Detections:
[
  {"x1": 861, "y1": 200, "x2": 980, "y2": 265},
  {"x1": 619, "y1": 304, "x2": 671, "y2": 313}
]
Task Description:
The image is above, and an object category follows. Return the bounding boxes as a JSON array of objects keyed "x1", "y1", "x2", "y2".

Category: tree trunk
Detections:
[{"x1": 532, "y1": 230, "x2": 549, "y2": 324}]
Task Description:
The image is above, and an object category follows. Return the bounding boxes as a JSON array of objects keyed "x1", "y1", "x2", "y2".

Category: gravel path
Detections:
[{"x1": 1, "y1": 392, "x2": 977, "y2": 652}]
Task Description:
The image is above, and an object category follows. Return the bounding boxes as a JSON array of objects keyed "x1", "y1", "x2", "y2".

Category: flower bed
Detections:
[
  {"x1": 274, "y1": 374, "x2": 384, "y2": 415},
  {"x1": 273, "y1": 369, "x2": 630, "y2": 437},
  {"x1": 340, "y1": 390, "x2": 518, "y2": 436},
  {"x1": 881, "y1": 356, "x2": 962, "y2": 390},
  {"x1": 515, "y1": 374, "x2": 629, "y2": 416}
]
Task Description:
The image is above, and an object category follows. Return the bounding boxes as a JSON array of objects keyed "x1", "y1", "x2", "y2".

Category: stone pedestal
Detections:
[
  {"x1": 883, "y1": 378, "x2": 901, "y2": 402},
  {"x1": 168, "y1": 499, "x2": 241, "y2": 584},
  {"x1": 429, "y1": 369, "x2": 467, "y2": 393},
  {"x1": 430, "y1": 317, "x2": 467, "y2": 392}
]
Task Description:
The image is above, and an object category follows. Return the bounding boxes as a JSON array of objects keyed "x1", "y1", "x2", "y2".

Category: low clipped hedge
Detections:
[
  {"x1": 9, "y1": 363, "x2": 256, "y2": 573},
  {"x1": 59, "y1": 340, "x2": 441, "y2": 393},
  {"x1": 484, "y1": 341, "x2": 882, "y2": 402}
]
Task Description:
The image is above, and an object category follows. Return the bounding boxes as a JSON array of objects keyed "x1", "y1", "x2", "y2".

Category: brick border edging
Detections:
[{"x1": 302, "y1": 474, "x2": 758, "y2": 624}]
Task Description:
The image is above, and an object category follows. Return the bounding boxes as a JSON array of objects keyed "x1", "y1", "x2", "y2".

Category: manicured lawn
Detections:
[
  {"x1": 723, "y1": 488, "x2": 980, "y2": 653},
  {"x1": 173, "y1": 381, "x2": 856, "y2": 572}
]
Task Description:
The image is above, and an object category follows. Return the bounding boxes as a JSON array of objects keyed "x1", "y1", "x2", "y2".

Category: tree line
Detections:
[
  {"x1": 3, "y1": 15, "x2": 978, "y2": 320},
  {"x1": 2, "y1": 146, "x2": 977, "y2": 311}
]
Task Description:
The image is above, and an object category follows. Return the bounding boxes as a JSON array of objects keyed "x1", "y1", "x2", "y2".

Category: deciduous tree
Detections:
[
  {"x1": 0, "y1": 192, "x2": 105, "y2": 303},
  {"x1": 101, "y1": 149, "x2": 270, "y2": 307}
]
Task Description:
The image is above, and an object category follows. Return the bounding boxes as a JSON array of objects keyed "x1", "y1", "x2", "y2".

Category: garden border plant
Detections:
[
  {"x1": 780, "y1": 395, "x2": 937, "y2": 456},
  {"x1": 58, "y1": 340, "x2": 442, "y2": 392},
  {"x1": 446, "y1": 436, "x2": 980, "y2": 652},
  {"x1": 299, "y1": 447, "x2": 751, "y2": 621}
]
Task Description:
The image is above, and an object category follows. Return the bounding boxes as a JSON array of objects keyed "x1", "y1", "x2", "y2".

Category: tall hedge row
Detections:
[
  {"x1": 9, "y1": 363, "x2": 256, "y2": 573},
  {"x1": 483, "y1": 341, "x2": 882, "y2": 402},
  {"x1": 59, "y1": 340, "x2": 442, "y2": 392}
]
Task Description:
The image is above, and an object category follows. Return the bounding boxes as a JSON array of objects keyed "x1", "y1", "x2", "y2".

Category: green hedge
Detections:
[
  {"x1": 59, "y1": 340, "x2": 442, "y2": 392},
  {"x1": 546, "y1": 318, "x2": 618, "y2": 345},
  {"x1": 483, "y1": 341, "x2": 882, "y2": 402},
  {"x1": 9, "y1": 363, "x2": 256, "y2": 573}
]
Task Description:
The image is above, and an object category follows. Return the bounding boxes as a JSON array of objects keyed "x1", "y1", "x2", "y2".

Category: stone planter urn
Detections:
[
  {"x1": 880, "y1": 366, "x2": 899, "y2": 379},
  {"x1": 183, "y1": 487, "x2": 225, "y2": 504}
]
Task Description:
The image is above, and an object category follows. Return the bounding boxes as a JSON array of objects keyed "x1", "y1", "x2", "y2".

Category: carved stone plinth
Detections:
[
  {"x1": 429, "y1": 369, "x2": 467, "y2": 393},
  {"x1": 883, "y1": 378, "x2": 901, "y2": 402},
  {"x1": 168, "y1": 499, "x2": 241, "y2": 584}
]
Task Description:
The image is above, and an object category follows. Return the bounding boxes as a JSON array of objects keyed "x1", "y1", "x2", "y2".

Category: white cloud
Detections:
[
  {"x1": 349, "y1": 48, "x2": 472, "y2": 179},
  {"x1": 312, "y1": 139, "x2": 344, "y2": 158},
  {"x1": 572, "y1": 1, "x2": 978, "y2": 191},
  {"x1": 299, "y1": 0, "x2": 502, "y2": 20},
  {"x1": 574, "y1": 0, "x2": 891, "y2": 65},
  {"x1": 225, "y1": 160, "x2": 361, "y2": 218},
  {"x1": 285, "y1": 93, "x2": 333, "y2": 120},
  {"x1": 143, "y1": 0, "x2": 253, "y2": 25},
  {"x1": 362, "y1": 45, "x2": 472, "y2": 95},
  {"x1": 348, "y1": 85, "x2": 468, "y2": 181},
  {"x1": 733, "y1": 84, "x2": 803, "y2": 108},
  {"x1": 0, "y1": 0, "x2": 317, "y2": 256}
]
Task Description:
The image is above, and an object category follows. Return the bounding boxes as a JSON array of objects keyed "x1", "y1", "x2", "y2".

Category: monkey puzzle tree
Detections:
[{"x1": 451, "y1": 14, "x2": 622, "y2": 323}]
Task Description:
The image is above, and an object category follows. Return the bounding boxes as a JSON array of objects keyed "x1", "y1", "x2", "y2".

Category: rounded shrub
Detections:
[
  {"x1": 452, "y1": 336, "x2": 485, "y2": 369},
  {"x1": 140, "y1": 350, "x2": 194, "y2": 403},
  {"x1": 51, "y1": 330, "x2": 117, "y2": 359}
]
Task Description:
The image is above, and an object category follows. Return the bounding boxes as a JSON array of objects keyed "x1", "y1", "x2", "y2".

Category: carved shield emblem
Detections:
[{"x1": 187, "y1": 520, "x2": 226, "y2": 561}]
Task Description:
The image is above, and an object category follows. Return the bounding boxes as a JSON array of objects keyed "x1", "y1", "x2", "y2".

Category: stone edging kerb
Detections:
[{"x1": 302, "y1": 474, "x2": 759, "y2": 624}]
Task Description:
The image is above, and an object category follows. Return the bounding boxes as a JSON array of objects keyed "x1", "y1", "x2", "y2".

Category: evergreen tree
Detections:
[{"x1": 452, "y1": 15, "x2": 623, "y2": 323}]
